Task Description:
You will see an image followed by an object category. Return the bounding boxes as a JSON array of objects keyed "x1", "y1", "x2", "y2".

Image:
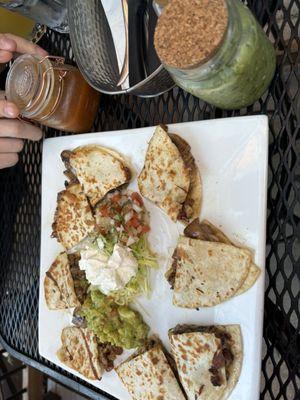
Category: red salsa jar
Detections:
[{"x1": 6, "y1": 55, "x2": 100, "y2": 133}]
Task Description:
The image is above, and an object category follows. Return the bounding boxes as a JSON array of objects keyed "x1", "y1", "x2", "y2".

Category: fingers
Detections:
[
  {"x1": 0, "y1": 100, "x2": 19, "y2": 118},
  {"x1": 0, "y1": 119, "x2": 42, "y2": 141},
  {"x1": 3, "y1": 33, "x2": 48, "y2": 57},
  {"x1": 0, "y1": 49, "x2": 13, "y2": 63},
  {"x1": 0, "y1": 100, "x2": 42, "y2": 141},
  {"x1": 0, "y1": 34, "x2": 17, "y2": 53},
  {"x1": 0, "y1": 153, "x2": 18, "y2": 169},
  {"x1": 0, "y1": 137, "x2": 23, "y2": 153}
]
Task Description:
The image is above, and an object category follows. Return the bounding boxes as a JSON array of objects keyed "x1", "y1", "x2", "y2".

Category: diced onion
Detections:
[
  {"x1": 124, "y1": 211, "x2": 133, "y2": 222},
  {"x1": 132, "y1": 203, "x2": 142, "y2": 213},
  {"x1": 127, "y1": 236, "x2": 136, "y2": 246}
]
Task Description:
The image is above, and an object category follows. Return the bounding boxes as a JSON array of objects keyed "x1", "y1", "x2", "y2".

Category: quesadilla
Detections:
[
  {"x1": 57, "y1": 326, "x2": 123, "y2": 379},
  {"x1": 166, "y1": 235, "x2": 252, "y2": 308},
  {"x1": 183, "y1": 219, "x2": 261, "y2": 297},
  {"x1": 44, "y1": 252, "x2": 80, "y2": 310},
  {"x1": 61, "y1": 146, "x2": 132, "y2": 207},
  {"x1": 138, "y1": 125, "x2": 201, "y2": 223},
  {"x1": 57, "y1": 326, "x2": 103, "y2": 380},
  {"x1": 52, "y1": 183, "x2": 95, "y2": 250},
  {"x1": 116, "y1": 338, "x2": 186, "y2": 400},
  {"x1": 169, "y1": 324, "x2": 242, "y2": 400}
]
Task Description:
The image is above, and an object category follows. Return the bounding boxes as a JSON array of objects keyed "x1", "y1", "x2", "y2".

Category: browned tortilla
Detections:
[
  {"x1": 57, "y1": 327, "x2": 103, "y2": 380},
  {"x1": 52, "y1": 183, "x2": 95, "y2": 250},
  {"x1": 183, "y1": 219, "x2": 261, "y2": 297},
  {"x1": 116, "y1": 342, "x2": 186, "y2": 400},
  {"x1": 172, "y1": 236, "x2": 251, "y2": 307},
  {"x1": 138, "y1": 125, "x2": 201, "y2": 223},
  {"x1": 44, "y1": 252, "x2": 80, "y2": 310},
  {"x1": 169, "y1": 133, "x2": 202, "y2": 223},
  {"x1": 62, "y1": 146, "x2": 131, "y2": 207},
  {"x1": 169, "y1": 324, "x2": 242, "y2": 400}
]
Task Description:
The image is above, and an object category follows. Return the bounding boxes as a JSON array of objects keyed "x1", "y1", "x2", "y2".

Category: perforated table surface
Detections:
[{"x1": 0, "y1": 1, "x2": 299, "y2": 399}]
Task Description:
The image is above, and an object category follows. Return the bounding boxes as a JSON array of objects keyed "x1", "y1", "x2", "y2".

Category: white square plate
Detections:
[{"x1": 39, "y1": 115, "x2": 268, "y2": 400}]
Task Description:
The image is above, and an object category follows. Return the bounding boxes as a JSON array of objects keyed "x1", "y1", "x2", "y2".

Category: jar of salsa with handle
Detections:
[
  {"x1": 154, "y1": 0, "x2": 276, "y2": 110},
  {"x1": 5, "y1": 55, "x2": 100, "y2": 133}
]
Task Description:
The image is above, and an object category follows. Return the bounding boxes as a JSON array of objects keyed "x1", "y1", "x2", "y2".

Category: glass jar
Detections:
[
  {"x1": 155, "y1": 0, "x2": 276, "y2": 110},
  {"x1": 6, "y1": 55, "x2": 100, "y2": 133}
]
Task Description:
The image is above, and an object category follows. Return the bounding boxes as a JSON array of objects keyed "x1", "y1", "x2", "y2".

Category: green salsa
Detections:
[
  {"x1": 79, "y1": 290, "x2": 149, "y2": 349},
  {"x1": 169, "y1": 0, "x2": 276, "y2": 109}
]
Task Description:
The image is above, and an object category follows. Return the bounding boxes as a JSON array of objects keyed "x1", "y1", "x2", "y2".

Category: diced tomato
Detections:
[
  {"x1": 111, "y1": 193, "x2": 121, "y2": 203},
  {"x1": 131, "y1": 192, "x2": 144, "y2": 207},
  {"x1": 99, "y1": 204, "x2": 111, "y2": 217},
  {"x1": 112, "y1": 204, "x2": 122, "y2": 214},
  {"x1": 140, "y1": 225, "x2": 150, "y2": 234},
  {"x1": 125, "y1": 214, "x2": 140, "y2": 229}
]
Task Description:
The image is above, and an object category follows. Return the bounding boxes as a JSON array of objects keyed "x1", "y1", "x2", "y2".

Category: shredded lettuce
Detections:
[
  {"x1": 130, "y1": 235, "x2": 159, "y2": 269},
  {"x1": 95, "y1": 233, "x2": 116, "y2": 257}
]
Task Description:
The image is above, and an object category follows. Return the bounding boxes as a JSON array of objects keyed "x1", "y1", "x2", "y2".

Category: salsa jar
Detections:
[
  {"x1": 6, "y1": 55, "x2": 100, "y2": 133},
  {"x1": 154, "y1": 0, "x2": 276, "y2": 110}
]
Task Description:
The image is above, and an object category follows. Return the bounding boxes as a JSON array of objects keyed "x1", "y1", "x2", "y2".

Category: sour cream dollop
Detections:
[{"x1": 79, "y1": 243, "x2": 138, "y2": 295}]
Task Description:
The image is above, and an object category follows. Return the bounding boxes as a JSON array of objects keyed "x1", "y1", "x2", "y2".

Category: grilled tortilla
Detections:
[
  {"x1": 61, "y1": 146, "x2": 131, "y2": 207},
  {"x1": 44, "y1": 252, "x2": 80, "y2": 310},
  {"x1": 183, "y1": 219, "x2": 261, "y2": 297},
  {"x1": 169, "y1": 324, "x2": 242, "y2": 400},
  {"x1": 52, "y1": 183, "x2": 95, "y2": 250},
  {"x1": 169, "y1": 133, "x2": 202, "y2": 223},
  {"x1": 169, "y1": 236, "x2": 251, "y2": 307},
  {"x1": 57, "y1": 327, "x2": 103, "y2": 380},
  {"x1": 116, "y1": 338, "x2": 186, "y2": 400},
  {"x1": 138, "y1": 125, "x2": 201, "y2": 223}
]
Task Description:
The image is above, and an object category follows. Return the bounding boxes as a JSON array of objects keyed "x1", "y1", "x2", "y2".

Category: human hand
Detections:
[{"x1": 0, "y1": 33, "x2": 48, "y2": 169}]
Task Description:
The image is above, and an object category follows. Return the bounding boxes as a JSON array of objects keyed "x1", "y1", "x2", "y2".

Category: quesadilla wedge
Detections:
[
  {"x1": 52, "y1": 183, "x2": 95, "y2": 250},
  {"x1": 169, "y1": 324, "x2": 242, "y2": 400},
  {"x1": 167, "y1": 235, "x2": 252, "y2": 307},
  {"x1": 57, "y1": 326, "x2": 104, "y2": 380},
  {"x1": 138, "y1": 125, "x2": 201, "y2": 223},
  {"x1": 116, "y1": 338, "x2": 186, "y2": 400},
  {"x1": 44, "y1": 252, "x2": 80, "y2": 310},
  {"x1": 61, "y1": 145, "x2": 131, "y2": 207},
  {"x1": 183, "y1": 219, "x2": 261, "y2": 297},
  {"x1": 57, "y1": 326, "x2": 123, "y2": 379},
  {"x1": 169, "y1": 133, "x2": 202, "y2": 223}
]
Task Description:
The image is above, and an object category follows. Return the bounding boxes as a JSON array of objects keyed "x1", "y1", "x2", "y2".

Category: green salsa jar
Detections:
[{"x1": 155, "y1": 0, "x2": 276, "y2": 110}]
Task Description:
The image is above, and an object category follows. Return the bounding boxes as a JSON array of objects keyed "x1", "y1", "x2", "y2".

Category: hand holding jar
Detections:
[{"x1": 0, "y1": 33, "x2": 47, "y2": 169}]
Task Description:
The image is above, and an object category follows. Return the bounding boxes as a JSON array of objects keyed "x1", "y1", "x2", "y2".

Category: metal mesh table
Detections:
[{"x1": 0, "y1": 1, "x2": 299, "y2": 399}]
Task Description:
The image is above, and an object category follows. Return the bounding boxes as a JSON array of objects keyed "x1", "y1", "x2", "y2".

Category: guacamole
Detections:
[{"x1": 79, "y1": 290, "x2": 149, "y2": 349}]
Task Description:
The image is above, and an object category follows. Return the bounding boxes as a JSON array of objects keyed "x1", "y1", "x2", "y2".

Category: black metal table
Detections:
[{"x1": 0, "y1": 1, "x2": 299, "y2": 399}]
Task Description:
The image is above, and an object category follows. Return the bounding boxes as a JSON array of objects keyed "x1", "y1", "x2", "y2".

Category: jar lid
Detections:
[
  {"x1": 6, "y1": 54, "x2": 42, "y2": 110},
  {"x1": 154, "y1": 0, "x2": 228, "y2": 70}
]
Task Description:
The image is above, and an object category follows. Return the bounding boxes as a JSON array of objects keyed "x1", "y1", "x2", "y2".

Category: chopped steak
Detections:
[
  {"x1": 184, "y1": 218, "x2": 232, "y2": 244},
  {"x1": 68, "y1": 253, "x2": 89, "y2": 304},
  {"x1": 169, "y1": 133, "x2": 198, "y2": 223},
  {"x1": 98, "y1": 342, "x2": 123, "y2": 372},
  {"x1": 166, "y1": 259, "x2": 178, "y2": 289}
]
